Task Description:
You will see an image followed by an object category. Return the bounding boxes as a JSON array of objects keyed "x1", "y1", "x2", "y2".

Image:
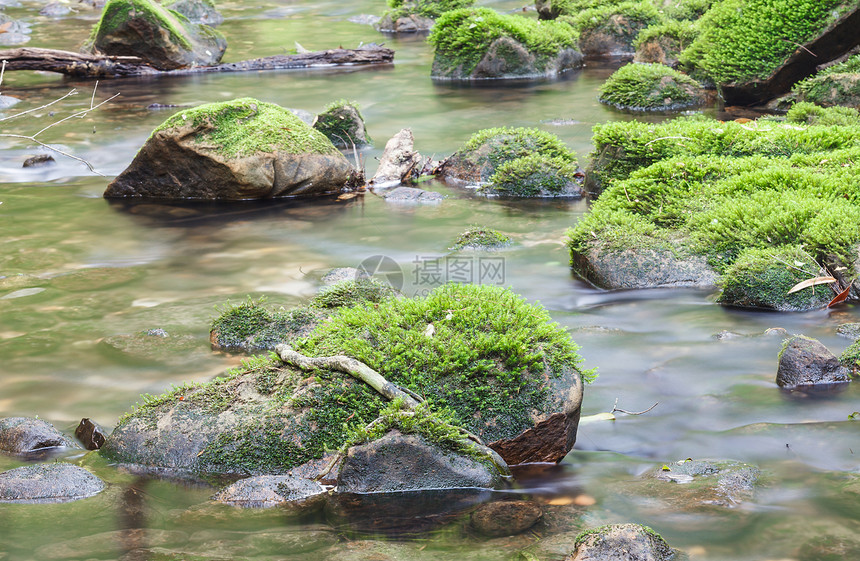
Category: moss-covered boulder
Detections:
[
  {"x1": 679, "y1": 0, "x2": 860, "y2": 105},
  {"x1": 87, "y1": 0, "x2": 226, "y2": 70},
  {"x1": 793, "y1": 55, "x2": 860, "y2": 108},
  {"x1": 428, "y1": 8, "x2": 582, "y2": 80},
  {"x1": 599, "y1": 62, "x2": 706, "y2": 111},
  {"x1": 377, "y1": 0, "x2": 473, "y2": 33},
  {"x1": 572, "y1": 1, "x2": 662, "y2": 59},
  {"x1": 840, "y1": 339, "x2": 860, "y2": 376},
  {"x1": 569, "y1": 108, "x2": 860, "y2": 308},
  {"x1": 102, "y1": 284, "x2": 591, "y2": 476},
  {"x1": 437, "y1": 127, "x2": 581, "y2": 197},
  {"x1": 633, "y1": 20, "x2": 698, "y2": 68},
  {"x1": 313, "y1": 100, "x2": 371, "y2": 149},
  {"x1": 104, "y1": 98, "x2": 356, "y2": 200}
]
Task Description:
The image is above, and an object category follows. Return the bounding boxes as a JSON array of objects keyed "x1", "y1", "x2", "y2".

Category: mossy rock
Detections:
[
  {"x1": 88, "y1": 0, "x2": 226, "y2": 70},
  {"x1": 449, "y1": 227, "x2": 511, "y2": 251},
  {"x1": 569, "y1": 109, "x2": 860, "y2": 308},
  {"x1": 428, "y1": 8, "x2": 582, "y2": 80},
  {"x1": 103, "y1": 284, "x2": 591, "y2": 475},
  {"x1": 653, "y1": 0, "x2": 713, "y2": 21},
  {"x1": 633, "y1": 20, "x2": 698, "y2": 68},
  {"x1": 485, "y1": 153, "x2": 584, "y2": 197},
  {"x1": 210, "y1": 300, "x2": 325, "y2": 353},
  {"x1": 104, "y1": 98, "x2": 355, "y2": 200},
  {"x1": 786, "y1": 101, "x2": 860, "y2": 126},
  {"x1": 794, "y1": 56, "x2": 860, "y2": 108},
  {"x1": 599, "y1": 62, "x2": 706, "y2": 111},
  {"x1": 437, "y1": 126, "x2": 577, "y2": 187},
  {"x1": 569, "y1": 524, "x2": 678, "y2": 561},
  {"x1": 377, "y1": 0, "x2": 473, "y2": 32},
  {"x1": 313, "y1": 100, "x2": 371, "y2": 149},
  {"x1": 839, "y1": 339, "x2": 860, "y2": 376},
  {"x1": 310, "y1": 278, "x2": 399, "y2": 309},
  {"x1": 573, "y1": 1, "x2": 663, "y2": 59}
]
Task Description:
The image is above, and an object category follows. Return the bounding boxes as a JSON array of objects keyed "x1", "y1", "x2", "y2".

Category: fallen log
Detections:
[{"x1": 0, "y1": 45, "x2": 394, "y2": 79}]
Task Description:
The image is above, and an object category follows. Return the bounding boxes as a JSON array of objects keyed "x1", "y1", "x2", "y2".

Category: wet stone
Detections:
[
  {"x1": 777, "y1": 336, "x2": 851, "y2": 388},
  {"x1": 22, "y1": 154, "x2": 56, "y2": 168},
  {"x1": 382, "y1": 186, "x2": 443, "y2": 203},
  {"x1": 0, "y1": 416, "x2": 76, "y2": 455},
  {"x1": 470, "y1": 500, "x2": 543, "y2": 537},
  {"x1": 836, "y1": 322, "x2": 860, "y2": 340},
  {"x1": 321, "y1": 267, "x2": 369, "y2": 286},
  {"x1": 212, "y1": 474, "x2": 326, "y2": 509},
  {"x1": 75, "y1": 418, "x2": 108, "y2": 450},
  {"x1": 566, "y1": 523, "x2": 679, "y2": 561},
  {"x1": 0, "y1": 463, "x2": 105, "y2": 503}
]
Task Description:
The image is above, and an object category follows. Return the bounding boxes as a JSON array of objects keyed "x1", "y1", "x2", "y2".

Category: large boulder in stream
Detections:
[
  {"x1": 104, "y1": 98, "x2": 355, "y2": 201},
  {"x1": 776, "y1": 335, "x2": 851, "y2": 388},
  {"x1": 428, "y1": 8, "x2": 581, "y2": 80},
  {"x1": 101, "y1": 284, "x2": 590, "y2": 477},
  {"x1": 376, "y1": 0, "x2": 474, "y2": 33},
  {"x1": 87, "y1": 0, "x2": 226, "y2": 70}
]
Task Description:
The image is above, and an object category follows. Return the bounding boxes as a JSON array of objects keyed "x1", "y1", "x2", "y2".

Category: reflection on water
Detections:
[{"x1": 0, "y1": 0, "x2": 858, "y2": 559}]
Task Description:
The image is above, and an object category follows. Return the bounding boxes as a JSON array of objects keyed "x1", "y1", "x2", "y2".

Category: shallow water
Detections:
[{"x1": 0, "y1": 0, "x2": 858, "y2": 559}]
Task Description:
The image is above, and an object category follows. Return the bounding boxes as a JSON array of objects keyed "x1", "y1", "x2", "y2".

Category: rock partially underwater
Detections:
[
  {"x1": 0, "y1": 416, "x2": 76, "y2": 455},
  {"x1": 104, "y1": 98, "x2": 355, "y2": 201}
]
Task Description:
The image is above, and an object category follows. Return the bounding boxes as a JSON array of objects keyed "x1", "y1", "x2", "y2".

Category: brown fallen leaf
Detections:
[
  {"x1": 828, "y1": 284, "x2": 852, "y2": 308},
  {"x1": 0, "y1": 21, "x2": 12, "y2": 34},
  {"x1": 787, "y1": 276, "x2": 836, "y2": 294}
]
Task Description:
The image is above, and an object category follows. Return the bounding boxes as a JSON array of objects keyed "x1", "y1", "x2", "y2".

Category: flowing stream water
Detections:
[{"x1": 0, "y1": 1, "x2": 858, "y2": 559}]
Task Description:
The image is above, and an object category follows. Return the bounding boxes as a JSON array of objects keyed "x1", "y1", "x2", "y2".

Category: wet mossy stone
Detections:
[
  {"x1": 104, "y1": 98, "x2": 354, "y2": 201},
  {"x1": 309, "y1": 278, "x2": 399, "y2": 309},
  {"x1": 572, "y1": 1, "x2": 663, "y2": 59},
  {"x1": 450, "y1": 227, "x2": 511, "y2": 251},
  {"x1": 210, "y1": 299, "x2": 324, "y2": 353},
  {"x1": 777, "y1": 335, "x2": 851, "y2": 388},
  {"x1": 437, "y1": 126, "x2": 577, "y2": 187},
  {"x1": 839, "y1": 338, "x2": 860, "y2": 376},
  {"x1": 313, "y1": 100, "x2": 371, "y2": 149},
  {"x1": 0, "y1": 464, "x2": 105, "y2": 504},
  {"x1": 633, "y1": 20, "x2": 698, "y2": 68},
  {"x1": 599, "y1": 62, "x2": 705, "y2": 111},
  {"x1": 568, "y1": 524, "x2": 678, "y2": 561},
  {"x1": 785, "y1": 101, "x2": 860, "y2": 126},
  {"x1": 87, "y1": 0, "x2": 226, "y2": 70},
  {"x1": 428, "y1": 8, "x2": 581, "y2": 80},
  {"x1": 794, "y1": 57, "x2": 860, "y2": 108},
  {"x1": 485, "y1": 153, "x2": 584, "y2": 197},
  {"x1": 640, "y1": 458, "x2": 760, "y2": 510}
]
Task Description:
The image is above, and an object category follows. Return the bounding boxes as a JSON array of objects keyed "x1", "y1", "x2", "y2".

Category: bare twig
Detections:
[
  {"x1": 0, "y1": 89, "x2": 78, "y2": 122},
  {"x1": 611, "y1": 398, "x2": 658, "y2": 416},
  {"x1": 0, "y1": 133, "x2": 105, "y2": 175},
  {"x1": 32, "y1": 91, "x2": 119, "y2": 137}
]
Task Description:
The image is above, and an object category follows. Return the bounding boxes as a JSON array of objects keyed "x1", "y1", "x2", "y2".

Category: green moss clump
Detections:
[
  {"x1": 717, "y1": 246, "x2": 834, "y2": 311},
  {"x1": 839, "y1": 339, "x2": 860, "y2": 376},
  {"x1": 428, "y1": 8, "x2": 578, "y2": 77},
  {"x1": 153, "y1": 98, "x2": 340, "y2": 157},
  {"x1": 599, "y1": 62, "x2": 703, "y2": 111},
  {"x1": 633, "y1": 19, "x2": 699, "y2": 65},
  {"x1": 91, "y1": 0, "x2": 193, "y2": 50},
  {"x1": 313, "y1": 99, "x2": 371, "y2": 148},
  {"x1": 210, "y1": 298, "x2": 321, "y2": 351},
  {"x1": 793, "y1": 57, "x2": 860, "y2": 109},
  {"x1": 679, "y1": 0, "x2": 847, "y2": 84},
  {"x1": 487, "y1": 153, "x2": 582, "y2": 196},
  {"x1": 657, "y1": 0, "x2": 714, "y2": 21},
  {"x1": 384, "y1": 0, "x2": 474, "y2": 19},
  {"x1": 572, "y1": 1, "x2": 663, "y2": 40},
  {"x1": 310, "y1": 279, "x2": 399, "y2": 309},
  {"x1": 449, "y1": 227, "x2": 511, "y2": 250},
  {"x1": 786, "y1": 102, "x2": 860, "y2": 126},
  {"x1": 466, "y1": 126, "x2": 576, "y2": 171},
  {"x1": 297, "y1": 283, "x2": 594, "y2": 442}
]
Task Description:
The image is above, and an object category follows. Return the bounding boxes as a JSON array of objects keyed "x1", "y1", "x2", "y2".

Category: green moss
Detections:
[
  {"x1": 93, "y1": 0, "x2": 193, "y2": 50},
  {"x1": 786, "y1": 102, "x2": 860, "y2": 126},
  {"x1": 657, "y1": 0, "x2": 714, "y2": 21},
  {"x1": 567, "y1": 207, "x2": 665, "y2": 257},
  {"x1": 310, "y1": 279, "x2": 399, "y2": 309},
  {"x1": 633, "y1": 19, "x2": 698, "y2": 51},
  {"x1": 428, "y1": 8, "x2": 578, "y2": 77},
  {"x1": 210, "y1": 297, "x2": 322, "y2": 351},
  {"x1": 793, "y1": 54, "x2": 860, "y2": 107},
  {"x1": 297, "y1": 283, "x2": 595, "y2": 442},
  {"x1": 679, "y1": 0, "x2": 847, "y2": 84},
  {"x1": 153, "y1": 98, "x2": 340, "y2": 157},
  {"x1": 572, "y1": 1, "x2": 663, "y2": 39},
  {"x1": 574, "y1": 524, "x2": 668, "y2": 549},
  {"x1": 487, "y1": 153, "x2": 581, "y2": 196},
  {"x1": 718, "y1": 246, "x2": 834, "y2": 310},
  {"x1": 599, "y1": 62, "x2": 703, "y2": 110},
  {"x1": 313, "y1": 99, "x2": 371, "y2": 148},
  {"x1": 840, "y1": 340, "x2": 860, "y2": 376},
  {"x1": 450, "y1": 227, "x2": 511, "y2": 250},
  {"x1": 464, "y1": 126, "x2": 576, "y2": 170},
  {"x1": 385, "y1": 0, "x2": 474, "y2": 19},
  {"x1": 538, "y1": 0, "x2": 627, "y2": 20}
]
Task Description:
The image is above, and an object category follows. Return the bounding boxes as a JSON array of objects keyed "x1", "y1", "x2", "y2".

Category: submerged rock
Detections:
[
  {"x1": 213, "y1": 474, "x2": 326, "y2": 509},
  {"x1": 567, "y1": 524, "x2": 678, "y2": 561},
  {"x1": 0, "y1": 417, "x2": 76, "y2": 455},
  {"x1": 777, "y1": 335, "x2": 851, "y2": 388},
  {"x1": 382, "y1": 186, "x2": 443, "y2": 203},
  {"x1": 470, "y1": 500, "x2": 542, "y2": 537},
  {"x1": 576, "y1": 3, "x2": 662, "y2": 59},
  {"x1": 104, "y1": 98, "x2": 354, "y2": 201},
  {"x1": 429, "y1": 8, "x2": 581, "y2": 80},
  {"x1": 0, "y1": 464, "x2": 105, "y2": 503},
  {"x1": 87, "y1": 0, "x2": 226, "y2": 70},
  {"x1": 337, "y1": 430, "x2": 509, "y2": 493}
]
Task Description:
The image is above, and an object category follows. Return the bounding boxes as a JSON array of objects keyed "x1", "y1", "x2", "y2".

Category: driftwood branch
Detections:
[
  {"x1": 0, "y1": 46, "x2": 394, "y2": 79},
  {"x1": 275, "y1": 343, "x2": 420, "y2": 409}
]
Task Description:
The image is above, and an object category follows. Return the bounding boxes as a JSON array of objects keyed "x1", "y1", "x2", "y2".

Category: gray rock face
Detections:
[
  {"x1": 337, "y1": 430, "x2": 509, "y2": 493},
  {"x1": 90, "y1": 0, "x2": 226, "y2": 70},
  {"x1": 0, "y1": 417, "x2": 75, "y2": 455},
  {"x1": 566, "y1": 524, "x2": 678, "y2": 561},
  {"x1": 470, "y1": 500, "x2": 542, "y2": 537},
  {"x1": 370, "y1": 129, "x2": 421, "y2": 187},
  {"x1": 376, "y1": 13, "x2": 435, "y2": 33},
  {"x1": 0, "y1": 464, "x2": 105, "y2": 503},
  {"x1": 213, "y1": 475, "x2": 325, "y2": 508},
  {"x1": 777, "y1": 336, "x2": 851, "y2": 388},
  {"x1": 571, "y1": 242, "x2": 718, "y2": 290},
  {"x1": 651, "y1": 459, "x2": 760, "y2": 509},
  {"x1": 837, "y1": 323, "x2": 860, "y2": 340}
]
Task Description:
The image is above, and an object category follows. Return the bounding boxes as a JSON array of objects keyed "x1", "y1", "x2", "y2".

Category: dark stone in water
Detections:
[
  {"x1": 470, "y1": 499, "x2": 543, "y2": 537},
  {"x1": 0, "y1": 463, "x2": 105, "y2": 503},
  {"x1": 776, "y1": 336, "x2": 851, "y2": 389},
  {"x1": 566, "y1": 523, "x2": 678, "y2": 561},
  {"x1": 0, "y1": 416, "x2": 76, "y2": 455},
  {"x1": 75, "y1": 418, "x2": 107, "y2": 450},
  {"x1": 22, "y1": 154, "x2": 55, "y2": 168}
]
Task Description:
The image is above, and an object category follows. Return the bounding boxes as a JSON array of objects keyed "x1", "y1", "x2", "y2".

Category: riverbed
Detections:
[{"x1": 0, "y1": 0, "x2": 858, "y2": 559}]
